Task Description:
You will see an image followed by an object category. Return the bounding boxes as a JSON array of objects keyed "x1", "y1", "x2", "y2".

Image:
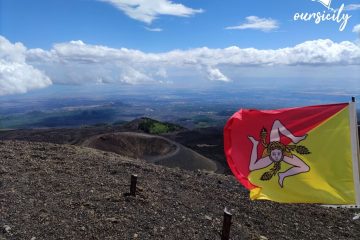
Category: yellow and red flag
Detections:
[{"x1": 224, "y1": 102, "x2": 360, "y2": 204}]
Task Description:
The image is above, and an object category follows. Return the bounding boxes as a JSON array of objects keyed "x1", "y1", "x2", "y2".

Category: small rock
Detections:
[
  {"x1": 0, "y1": 166, "x2": 8, "y2": 174},
  {"x1": 259, "y1": 236, "x2": 268, "y2": 240},
  {"x1": 80, "y1": 226, "x2": 85, "y2": 231},
  {"x1": 30, "y1": 237, "x2": 36, "y2": 240},
  {"x1": 106, "y1": 217, "x2": 119, "y2": 223},
  {"x1": 205, "y1": 215, "x2": 212, "y2": 221},
  {"x1": 3, "y1": 225, "x2": 11, "y2": 233},
  {"x1": 133, "y1": 233, "x2": 138, "y2": 238}
]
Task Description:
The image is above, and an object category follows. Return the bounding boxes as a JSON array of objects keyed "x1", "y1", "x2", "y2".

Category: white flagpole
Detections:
[{"x1": 350, "y1": 97, "x2": 360, "y2": 206}]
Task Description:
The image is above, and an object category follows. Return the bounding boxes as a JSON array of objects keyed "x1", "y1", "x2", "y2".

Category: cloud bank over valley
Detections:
[{"x1": 0, "y1": 35, "x2": 359, "y2": 96}]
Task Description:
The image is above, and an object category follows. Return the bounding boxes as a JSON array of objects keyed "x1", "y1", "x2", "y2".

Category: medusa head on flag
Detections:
[{"x1": 248, "y1": 120, "x2": 310, "y2": 187}]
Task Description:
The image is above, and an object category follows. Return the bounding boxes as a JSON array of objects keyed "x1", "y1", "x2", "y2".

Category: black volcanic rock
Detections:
[{"x1": 1, "y1": 140, "x2": 360, "y2": 240}]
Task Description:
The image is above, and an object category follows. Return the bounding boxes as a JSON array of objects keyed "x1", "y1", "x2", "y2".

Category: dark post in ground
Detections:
[
  {"x1": 130, "y1": 174, "x2": 138, "y2": 196},
  {"x1": 222, "y1": 207, "x2": 232, "y2": 240}
]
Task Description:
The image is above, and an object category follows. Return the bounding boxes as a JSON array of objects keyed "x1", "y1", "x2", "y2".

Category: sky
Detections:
[{"x1": 0, "y1": 0, "x2": 360, "y2": 98}]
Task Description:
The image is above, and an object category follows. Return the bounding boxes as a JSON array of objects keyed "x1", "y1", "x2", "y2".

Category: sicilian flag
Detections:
[{"x1": 224, "y1": 102, "x2": 360, "y2": 204}]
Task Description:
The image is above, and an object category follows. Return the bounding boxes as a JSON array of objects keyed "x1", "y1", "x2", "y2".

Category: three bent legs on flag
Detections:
[
  {"x1": 279, "y1": 156, "x2": 310, "y2": 187},
  {"x1": 270, "y1": 120, "x2": 307, "y2": 143},
  {"x1": 248, "y1": 136, "x2": 272, "y2": 171},
  {"x1": 248, "y1": 120, "x2": 310, "y2": 187},
  {"x1": 270, "y1": 120, "x2": 310, "y2": 187}
]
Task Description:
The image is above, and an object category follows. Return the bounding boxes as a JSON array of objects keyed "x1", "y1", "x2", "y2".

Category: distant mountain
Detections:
[
  {"x1": 123, "y1": 117, "x2": 185, "y2": 134},
  {"x1": 0, "y1": 118, "x2": 183, "y2": 144}
]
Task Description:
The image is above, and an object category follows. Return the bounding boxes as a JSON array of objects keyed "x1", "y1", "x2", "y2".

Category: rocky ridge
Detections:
[{"x1": 1, "y1": 140, "x2": 360, "y2": 239}]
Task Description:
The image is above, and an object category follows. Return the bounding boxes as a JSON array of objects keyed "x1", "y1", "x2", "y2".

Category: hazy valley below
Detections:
[{"x1": 1, "y1": 83, "x2": 359, "y2": 130}]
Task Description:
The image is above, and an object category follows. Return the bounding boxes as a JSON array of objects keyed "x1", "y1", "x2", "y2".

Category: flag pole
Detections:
[{"x1": 350, "y1": 97, "x2": 360, "y2": 206}]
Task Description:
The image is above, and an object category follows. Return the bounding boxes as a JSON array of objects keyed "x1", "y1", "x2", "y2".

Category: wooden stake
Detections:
[
  {"x1": 221, "y1": 207, "x2": 232, "y2": 240},
  {"x1": 130, "y1": 174, "x2": 137, "y2": 196}
]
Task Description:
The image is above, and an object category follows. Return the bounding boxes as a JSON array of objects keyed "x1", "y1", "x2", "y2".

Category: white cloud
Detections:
[
  {"x1": 0, "y1": 61, "x2": 52, "y2": 96},
  {"x1": 1, "y1": 36, "x2": 359, "y2": 96},
  {"x1": 120, "y1": 66, "x2": 153, "y2": 84},
  {"x1": 0, "y1": 36, "x2": 52, "y2": 96},
  {"x1": 206, "y1": 66, "x2": 229, "y2": 82},
  {"x1": 26, "y1": 38, "x2": 359, "y2": 85},
  {"x1": 345, "y1": 4, "x2": 360, "y2": 11},
  {"x1": 100, "y1": 0, "x2": 203, "y2": 24},
  {"x1": 353, "y1": 24, "x2": 360, "y2": 34},
  {"x1": 144, "y1": 27, "x2": 163, "y2": 32},
  {"x1": 225, "y1": 16, "x2": 279, "y2": 32}
]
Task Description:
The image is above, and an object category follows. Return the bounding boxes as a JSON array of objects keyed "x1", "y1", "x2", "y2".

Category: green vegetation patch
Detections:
[{"x1": 138, "y1": 118, "x2": 183, "y2": 134}]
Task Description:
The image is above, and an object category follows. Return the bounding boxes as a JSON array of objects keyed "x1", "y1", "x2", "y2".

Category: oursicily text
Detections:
[{"x1": 293, "y1": 4, "x2": 351, "y2": 31}]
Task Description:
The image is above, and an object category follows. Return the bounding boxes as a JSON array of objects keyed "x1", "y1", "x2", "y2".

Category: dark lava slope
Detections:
[{"x1": 1, "y1": 140, "x2": 359, "y2": 240}]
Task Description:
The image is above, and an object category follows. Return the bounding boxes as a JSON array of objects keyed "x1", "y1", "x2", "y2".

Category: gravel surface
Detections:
[{"x1": 1, "y1": 140, "x2": 360, "y2": 240}]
